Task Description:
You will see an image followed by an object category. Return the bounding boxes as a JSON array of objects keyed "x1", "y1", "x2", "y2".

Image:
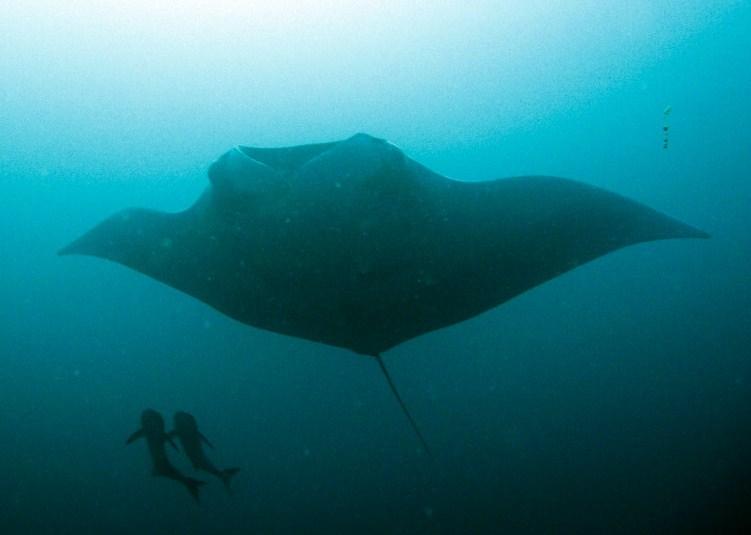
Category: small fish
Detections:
[
  {"x1": 127, "y1": 409, "x2": 206, "y2": 502},
  {"x1": 663, "y1": 105, "x2": 672, "y2": 149},
  {"x1": 169, "y1": 411, "x2": 240, "y2": 493}
]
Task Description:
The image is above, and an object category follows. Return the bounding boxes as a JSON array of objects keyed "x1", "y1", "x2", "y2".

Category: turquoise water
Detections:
[{"x1": 2, "y1": 2, "x2": 750, "y2": 533}]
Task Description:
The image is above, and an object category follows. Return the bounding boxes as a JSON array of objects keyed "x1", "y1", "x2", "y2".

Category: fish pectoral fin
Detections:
[
  {"x1": 126, "y1": 428, "x2": 144, "y2": 445},
  {"x1": 199, "y1": 432, "x2": 214, "y2": 449}
]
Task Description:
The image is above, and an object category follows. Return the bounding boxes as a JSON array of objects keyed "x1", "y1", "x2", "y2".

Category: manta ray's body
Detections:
[
  {"x1": 61, "y1": 133, "x2": 707, "y2": 451},
  {"x1": 60, "y1": 133, "x2": 706, "y2": 355}
]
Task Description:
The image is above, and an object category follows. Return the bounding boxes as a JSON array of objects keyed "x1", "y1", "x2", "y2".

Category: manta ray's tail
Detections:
[{"x1": 375, "y1": 354, "x2": 432, "y2": 457}]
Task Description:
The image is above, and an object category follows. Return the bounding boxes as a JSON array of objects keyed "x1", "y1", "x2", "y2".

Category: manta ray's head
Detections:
[{"x1": 207, "y1": 146, "x2": 283, "y2": 209}]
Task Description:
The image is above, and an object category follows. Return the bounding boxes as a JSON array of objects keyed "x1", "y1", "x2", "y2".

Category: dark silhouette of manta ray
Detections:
[{"x1": 61, "y1": 133, "x2": 708, "y2": 454}]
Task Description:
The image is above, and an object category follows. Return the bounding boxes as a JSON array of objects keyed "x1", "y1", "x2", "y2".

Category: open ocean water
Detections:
[{"x1": 1, "y1": 1, "x2": 750, "y2": 533}]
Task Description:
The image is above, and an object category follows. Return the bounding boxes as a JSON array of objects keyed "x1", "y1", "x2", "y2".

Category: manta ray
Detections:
[{"x1": 61, "y1": 133, "x2": 708, "y2": 453}]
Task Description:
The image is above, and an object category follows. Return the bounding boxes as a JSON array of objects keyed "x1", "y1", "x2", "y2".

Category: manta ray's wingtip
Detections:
[
  {"x1": 675, "y1": 222, "x2": 710, "y2": 240},
  {"x1": 696, "y1": 229, "x2": 711, "y2": 239},
  {"x1": 57, "y1": 223, "x2": 102, "y2": 257},
  {"x1": 57, "y1": 243, "x2": 74, "y2": 256},
  {"x1": 57, "y1": 242, "x2": 75, "y2": 256},
  {"x1": 695, "y1": 225, "x2": 711, "y2": 239},
  {"x1": 57, "y1": 237, "x2": 87, "y2": 256},
  {"x1": 649, "y1": 209, "x2": 710, "y2": 241}
]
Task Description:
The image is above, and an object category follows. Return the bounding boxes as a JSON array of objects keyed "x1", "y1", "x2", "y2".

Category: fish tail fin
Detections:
[
  {"x1": 184, "y1": 477, "x2": 206, "y2": 503},
  {"x1": 221, "y1": 467, "x2": 241, "y2": 494},
  {"x1": 374, "y1": 354, "x2": 432, "y2": 457}
]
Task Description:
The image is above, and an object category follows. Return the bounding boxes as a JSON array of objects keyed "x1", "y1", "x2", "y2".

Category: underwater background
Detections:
[{"x1": 1, "y1": 1, "x2": 750, "y2": 533}]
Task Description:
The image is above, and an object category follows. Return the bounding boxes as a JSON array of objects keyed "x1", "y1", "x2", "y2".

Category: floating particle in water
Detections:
[{"x1": 662, "y1": 105, "x2": 672, "y2": 149}]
